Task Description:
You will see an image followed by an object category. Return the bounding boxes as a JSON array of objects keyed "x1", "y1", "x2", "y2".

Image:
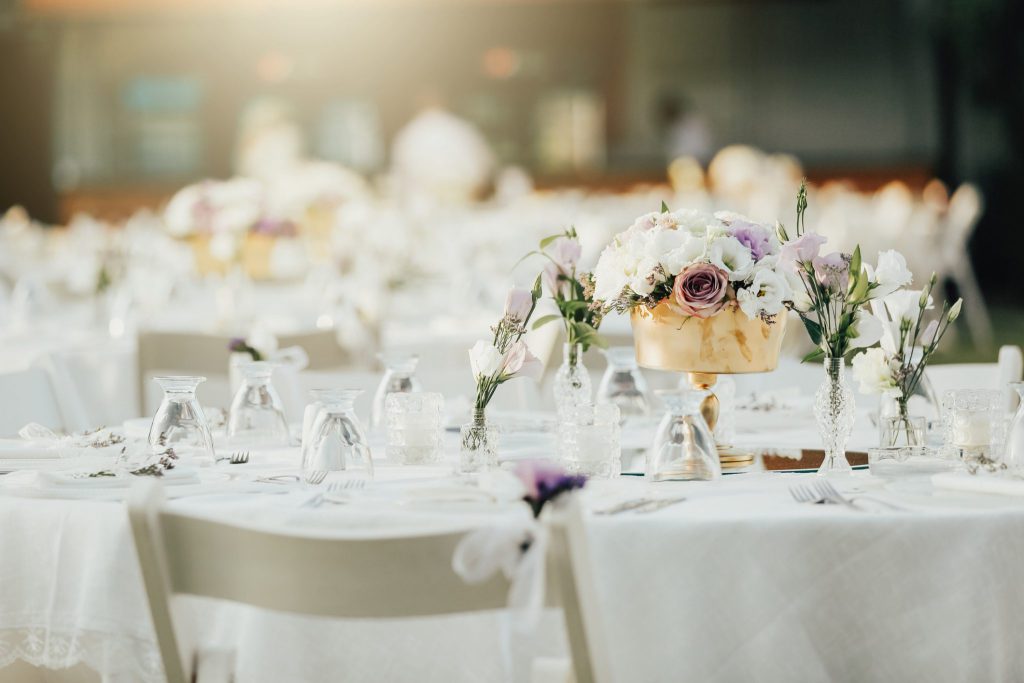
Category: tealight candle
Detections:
[{"x1": 954, "y1": 412, "x2": 992, "y2": 448}]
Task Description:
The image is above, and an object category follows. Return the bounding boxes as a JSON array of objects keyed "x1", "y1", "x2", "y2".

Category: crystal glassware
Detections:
[
  {"x1": 941, "y1": 389, "x2": 1006, "y2": 464},
  {"x1": 1005, "y1": 383, "x2": 1024, "y2": 471},
  {"x1": 148, "y1": 376, "x2": 215, "y2": 460},
  {"x1": 646, "y1": 389, "x2": 720, "y2": 481},
  {"x1": 226, "y1": 361, "x2": 290, "y2": 448},
  {"x1": 385, "y1": 392, "x2": 445, "y2": 465},
  {"x1": 558, "y1": 402, "x2": 621, "y2": 478},
  {"x1": 596, "y1": 346, "x2": 650, "y2": 418},
  {"x1": 554, "y1": 343, "x2": 591, "y2": 417},
  {"x1": 814, "y1": 357, "x2": 855, "y2": 476},
  {"x1": 880, "y1": 415, "x2": 926, "y2": 448},
  {"x1": 459, "y1": 409, "x2": 499, "y2": 474},
  {"x1": 371, "y1": 353, "x2": 423, "y2": 430},
  {"x1": 302, "y1": 389, "x2": 373, "y2": 483},
  {"x1": 867, "y1": 445, "x2": 952, "y2": 477}
]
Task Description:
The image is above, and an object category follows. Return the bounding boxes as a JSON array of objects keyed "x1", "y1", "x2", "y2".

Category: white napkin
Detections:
[
  {"x1": 0, "y1": 438, "x2": 62, "y2": 460},
  {"x1": 931, "y1": 472, "x2": 1024, "y2": 497}
]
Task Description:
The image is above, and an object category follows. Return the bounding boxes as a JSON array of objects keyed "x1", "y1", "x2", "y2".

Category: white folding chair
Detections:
[
  {"x1": 0, "y1": 361, "x2": 90, "y2": 438},
  {"x1": 127, "y1": 481, "x2": 609, "y2": 683},
  {"x1": 925, "y1": 345, "x2": 1023, "y2": 411},
  {"x1": 939, "y1": 183, "x2": 992, "y2": 348},
  {"x1": 137, "y1": 330, "x2": 351, "y2": 414}
]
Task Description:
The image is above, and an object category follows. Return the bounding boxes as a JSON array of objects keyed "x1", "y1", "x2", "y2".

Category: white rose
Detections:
[
  {"x1": 736, "y1": 268, "x2": 790, "y2": 318},
  {"x1": 851, "y1": 347, "x2": 900, "y2": 395},
  {"x1": 592, "y1": 245, "x2": 630, "y2": 301},
  {"x1": 627, "y1": 256, "x2": 662, "y2": 296},
  {"x1": 469, "y1": 340, "x2": 503, "y2": 380},
  {"x1": 672, "y1": 209, "x2": 717, "y2": 235},
  {"x1": 650, "y1": 229, "x2": 704, "y2": 276},
  {"x1": 708, "y1": 235, "x2": 753, "y2": 281},
  {"x1": 872, "y1": 250, "x2": 913, "y2": 297}
]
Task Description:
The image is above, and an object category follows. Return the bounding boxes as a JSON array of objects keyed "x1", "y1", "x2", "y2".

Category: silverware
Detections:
[
  {"x1": 788, "y1": 483, "x2": 824, "y2": 504},
  {"x1": 633, "y1": 496, "x2": 687, "y2": 514},
  {"x1": 305, "y1": 470, "x2": 327, "y2": 485},
  {"x1": 814, "y1": 479, "x2": 907, "y2": 512},
  {"x1": 216, "y1": 451, "x2": 250, "y2": 465}
]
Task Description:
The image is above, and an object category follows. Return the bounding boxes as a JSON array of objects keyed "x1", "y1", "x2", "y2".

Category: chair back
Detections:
[
  {"x1": 128, "y1": 481, "x2": 606, "y2": 683},
  {"x1": 0, "y1": 366, "x2": 67, "y2": 437},
  {"x1": 137, "y1": 330, "x2": 349, "y2": 414}
]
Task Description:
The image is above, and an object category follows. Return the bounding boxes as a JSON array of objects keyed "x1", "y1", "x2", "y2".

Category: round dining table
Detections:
[{"x1": 2, "y1": 429, "x2": 1024, "y2": 683}]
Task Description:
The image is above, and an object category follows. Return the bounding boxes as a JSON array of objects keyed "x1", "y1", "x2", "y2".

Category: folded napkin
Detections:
[
  {"x1": 15, "y1": 422, "x2": 127, "y2": 458},
  {"x1": 0, "y1": 439, "x2": 62, "y2": 460},
  {"x1": 931, "y1": 472, "x2": 1024, "y2": 497}
]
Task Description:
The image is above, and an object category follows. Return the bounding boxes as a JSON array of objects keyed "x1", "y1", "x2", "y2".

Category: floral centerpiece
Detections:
[
  {"x1": 777, "y1": 182, "x2": 918, "y2": 473},
  {"x1": 852, "y1": 273, "x2": 962, "y2": 446},
  {"x1": 591, "y1": 202, "x2": 791, "y2": 471},
  {"x1": 463, "y1": 279, "x2": 543, "y2": 472},
  {"x1": 526, "y1": 228, "x2": 606, "y2": 413}
]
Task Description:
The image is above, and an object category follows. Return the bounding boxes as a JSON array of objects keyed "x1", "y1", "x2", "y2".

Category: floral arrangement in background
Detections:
[
  {"x1": 852, "y1": 272, "x2": 962, "y2": 421},
  {"x1": 528, "y1": 228, "x2": 606, "y2": 362},
  {"x1": 777, "y1": 183, "x2": 912, "y2": 362},
  {"x1": 592, "y1": 202, "x2": 791, "y2": 323},
  {"x1": 515, "y1": 460, "x2": 587, "y2": 519},
  {"x1": 228, "y1": 337, "x2": 264, "y2": 361},
  {"x1": 468, "y1": 279, "x2": 544, "y2": 418}
]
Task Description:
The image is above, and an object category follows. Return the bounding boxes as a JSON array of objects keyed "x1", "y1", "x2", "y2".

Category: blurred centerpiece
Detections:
[{"x1": 592, "y1": 202, "x2": 792, "y2": 476}]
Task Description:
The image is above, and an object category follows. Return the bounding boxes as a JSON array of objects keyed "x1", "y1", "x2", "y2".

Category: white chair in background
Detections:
[
  {"x1": 0, "y1": 358, "x2": 91, "y2": 438},
  {"x1": 938, "y1": 183, "x2": 992, "y2": 349},
  {"x1": 925, "y1": 345, "x2": 1023, "y2": 411},
  {"x1": 128, "y1": 482, "x2": 610, "y2": 683}
]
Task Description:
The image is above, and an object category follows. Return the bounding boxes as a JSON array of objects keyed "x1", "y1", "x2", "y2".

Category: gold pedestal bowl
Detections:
[{"x1": 631, "y1": 301, "x2": 788, "y2": 469}]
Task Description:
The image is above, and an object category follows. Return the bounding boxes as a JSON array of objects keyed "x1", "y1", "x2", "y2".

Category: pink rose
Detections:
[{"x1": 672, "y1": 263, "x2": 729, "y2": 318}]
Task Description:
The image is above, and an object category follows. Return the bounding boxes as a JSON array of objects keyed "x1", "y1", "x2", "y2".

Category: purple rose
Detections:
[
  {"x1": 672, "y1": 263, "x2": 729, "y2": 319},
  {"x1": 729, "y1": 220, "x2": 774, "y2": 261}
]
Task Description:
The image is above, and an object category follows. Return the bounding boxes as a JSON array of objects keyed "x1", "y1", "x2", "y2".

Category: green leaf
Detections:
[
  {"x1": 776, "y1": 222, "x2": 790, "y2": 243},
  {"x1": 538, "y1": 234, "x2": 562, "y2": 250},
  {"x1": 531, "y1": 314, "x2": 562, "y2": 330},
  {"x1": 849, "y1": 246, "x2": 861, "y2": 279},
  {"x1": 802, "y1": 348, "x2": 825, "y2": 364},
  {"x1": 660, "y1": 201, "x2": 670, "y2": 214},
  {"x1": 800, "y1": 316, "x2": 823, "y2": 345}
]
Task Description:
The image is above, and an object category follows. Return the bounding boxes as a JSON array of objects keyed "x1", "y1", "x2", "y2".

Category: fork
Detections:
[
  {"x1": 788, "y1": 483, "x2": 824, "y2": 504},
  {"x1": 814, "y1": 479, "x2": 906, "y2": 512},
  {"x1": 305, "y1": 470, "x2": 328, "y2": 485},
  {"x1": 217, "y1": 451, "x2": 250, "y2": 465}
]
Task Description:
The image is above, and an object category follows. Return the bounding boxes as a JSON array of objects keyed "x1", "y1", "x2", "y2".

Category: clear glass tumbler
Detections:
[
  {"x1": 596, "y1": 346, "x2": 650, "y2": 418},
  {"x1": 227, "y1": 361, "x2": 290, "y2": 448},
  {"x1": 646, "y1": 389, "x2": 720, "y2": 481},
  {"x1": 302, "y1": 389, "x2": 373, "y2": 483},
  {"x1": 148, "y1": 376, "x2": 215, "y2": 460}
]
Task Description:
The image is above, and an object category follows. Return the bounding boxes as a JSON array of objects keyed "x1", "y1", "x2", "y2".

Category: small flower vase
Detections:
[
  {"x1": 554, "y1": 343, "x2": 591, "y2": 417},
  {"x1": 459, "y1": 409, "x2": 498, "y2": 474},
  {"x1": 879, "y1": 395, "x2": 926, "y2": 449},
  {"x1": 814, "y1": 356, "x2": 855, "y2": 475}
]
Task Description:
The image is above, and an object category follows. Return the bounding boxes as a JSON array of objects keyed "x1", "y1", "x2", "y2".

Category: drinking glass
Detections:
[
  {"x1": 148, "y1": 376, "x2": 215, "y2": 460},
  {"x1": 647, "y1": 389, "x2": 720, "y2": 481},
  {"x1": 302, "y1": 389, "x2": 373, "y2": 483},
  {"x1": 596, "y1": 347, "x2": 650, "y2": 417},
  {"x1": 941, "y1": 389, "x2": 1006, "y2": 462},
  {"x1": 385, "y1": 392, "x2": 445, "y2": 465},
  {"x1": 371, "y1": 353, "x2": 423, "y2": 430},
  {"x1": 1005, "y1": 383, "x2": 1024, "y2": 471},
  {"x1": 558, "y1": 402, "x2": 621, "y2": 478},
  {"x1": 227, "y1": 361, "x2": 290, "y2": 447}
]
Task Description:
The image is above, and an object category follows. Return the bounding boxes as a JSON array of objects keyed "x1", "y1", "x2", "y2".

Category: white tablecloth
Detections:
[{"x1": 2, "y1": 457, "x2": 1024, "y2": 683}]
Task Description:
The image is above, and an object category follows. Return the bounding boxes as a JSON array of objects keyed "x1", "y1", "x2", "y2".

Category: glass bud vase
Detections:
[
  {"x1": 814, "y1": 357, "x2": 855, "y2": 475},
  {"x1": 554, "y1": 343, "x2": 591, "y2": 417},
  {"x1": 459, "y1": 408, "x2": 498, "y2": 474}
]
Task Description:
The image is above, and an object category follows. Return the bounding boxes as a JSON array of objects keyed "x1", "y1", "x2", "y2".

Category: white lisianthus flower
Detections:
[
  {"x1": 736, "y1": 268, "x2": 790, "y2": 318},
  {"x1": 501, "y1": 340, "x2": 542, "y2": 380},
  {"x1": 469, "y1": 340, "x2": 503, "y2": 381},
  {"x1": 627, "y1": 212, "x2": 660, "y2": 234},
  {"x1": 672, "y1": 209, "x2": 717, "y2": 235},
  {"x1": 872, "y1": 250, "x2": 913, "y2": 297},
  {"x1": 851, "y1": 348, "x2": 900, "y2": 395},
  {"x1": 883, "y1": 289, "x2": 931, "y2": 324},
  {"x1": 781, "y1": 268, "x2": 812, "y2": 312},
  {"x1": 708, "y1": 235, "x2": 754, "y2": 282},
  {"x1": 849, "y1": 309, "x2": 884, "y2": 348}
]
